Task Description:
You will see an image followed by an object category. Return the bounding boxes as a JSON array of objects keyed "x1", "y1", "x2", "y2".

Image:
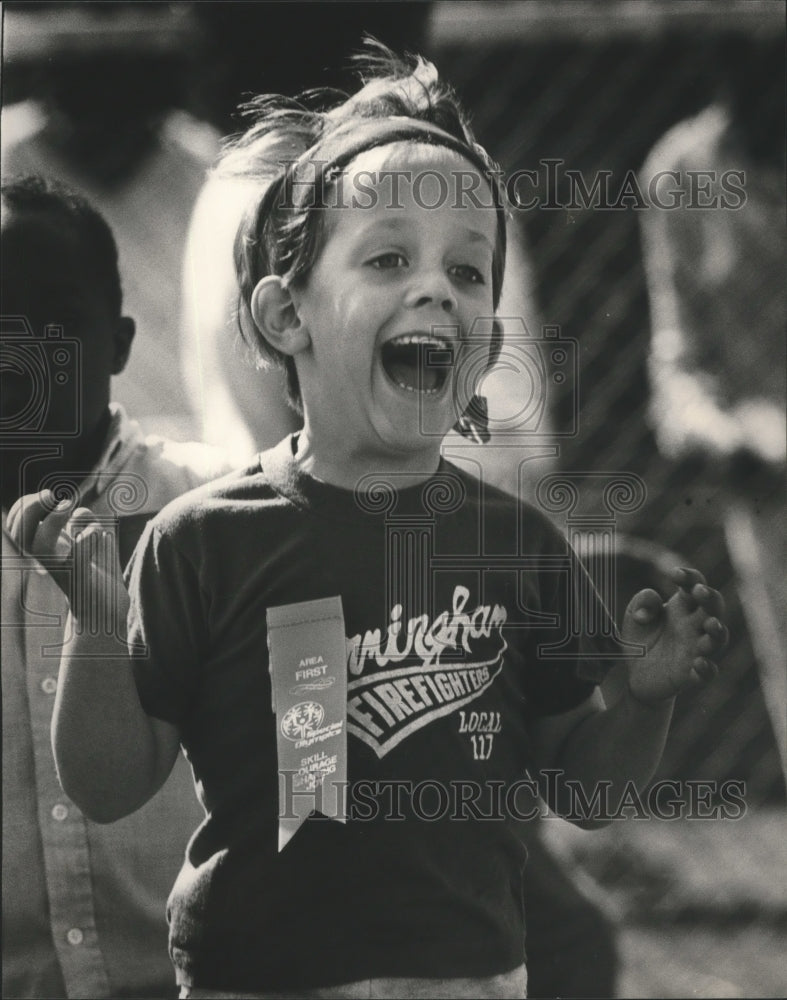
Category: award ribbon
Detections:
[{"x1": 267, "y1": 596, "x2": 347, "y2": 851}]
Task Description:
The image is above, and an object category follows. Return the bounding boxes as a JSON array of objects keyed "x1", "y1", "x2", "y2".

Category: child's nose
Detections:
[{"x1": 404, "y1": 271, "x2": 457, "y2": 313}]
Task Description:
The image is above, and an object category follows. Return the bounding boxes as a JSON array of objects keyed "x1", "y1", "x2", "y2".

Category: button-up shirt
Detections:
[{"x1": 2, "y1": 405, "x2": 233, "y2": 998}]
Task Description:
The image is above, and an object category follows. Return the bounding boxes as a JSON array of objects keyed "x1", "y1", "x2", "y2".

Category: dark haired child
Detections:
[
  {"x1": 37, "y1": 53, "x2": 726, "y2": 999},
  {"x1": 1, "y1": 175, "x2": 232, "y2": 998}
]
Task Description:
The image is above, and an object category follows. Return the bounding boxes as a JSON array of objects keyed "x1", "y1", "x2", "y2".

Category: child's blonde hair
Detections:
[{"x1": 226, "y1": 41, "x2": 508, "y2": 413}]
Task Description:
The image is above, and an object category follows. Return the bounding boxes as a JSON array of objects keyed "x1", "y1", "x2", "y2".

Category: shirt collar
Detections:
[
  {"x1": 72, "y1": 403, "x2": 146, "y2": 507},
  {"x1": 1, "y1": 404, "x2": 142, "y2": 529}
]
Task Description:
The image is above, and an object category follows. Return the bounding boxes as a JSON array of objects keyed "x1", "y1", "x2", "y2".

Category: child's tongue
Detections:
[{"x1": 381, "y1": 341, "x2": 446, "y2": 394}]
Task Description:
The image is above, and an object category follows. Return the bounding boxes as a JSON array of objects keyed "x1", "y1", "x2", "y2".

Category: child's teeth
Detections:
[
  {"x1": 391, "y1": 334, "x2": 450, "y2": 348},
  {"x1": 394, "y1": 381, "x2": 441, "y2": 394},
  {"x1": 381, "y1": 335, "x2": 453, "y2": 394}
]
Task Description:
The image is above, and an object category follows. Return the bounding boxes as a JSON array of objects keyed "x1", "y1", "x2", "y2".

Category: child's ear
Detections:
[
  {"x1": 250, "y1": 276, "x2": 311, "y2": 356},
  {"x1": 111, "y1": 316, "x2": 135, "y2": 375}
]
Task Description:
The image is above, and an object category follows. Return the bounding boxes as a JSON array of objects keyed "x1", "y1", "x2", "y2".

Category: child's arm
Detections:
[
  {"x1": 529, "y1": 567, "x2": 727, "y2": 826},
  {"x1": 52, "y1": 619, "x2": 182, "y2": 824},
  {"x1": 9, "y1": 491, "x2": 181, "y2": 823}
]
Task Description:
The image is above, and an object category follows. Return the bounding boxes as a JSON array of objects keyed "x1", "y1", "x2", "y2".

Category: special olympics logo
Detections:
[{"x1": 281, "y1": 701, "x2": 325, "y2": 741}]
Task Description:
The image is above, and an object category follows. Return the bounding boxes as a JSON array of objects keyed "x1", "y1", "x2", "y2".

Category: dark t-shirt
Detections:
[{"x1": 128, "y1": 435, "x2": 620, "y2": 991}]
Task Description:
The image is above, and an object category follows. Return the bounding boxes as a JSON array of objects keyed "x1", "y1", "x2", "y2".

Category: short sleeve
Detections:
[
  {"x1": 521, "y1": 518, "x2": 622, "y2": 717},
  {"x1": 126, "y1": 520, "x2": 207, "y2": 725}
]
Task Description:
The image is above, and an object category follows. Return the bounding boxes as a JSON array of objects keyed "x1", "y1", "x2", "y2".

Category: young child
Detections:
[
  {"x1": 37, "y1": 49, "x2": 727, "y2": 999},
  {"x1": 1, "y1": 175, "x2": 232, "y2": 998}
]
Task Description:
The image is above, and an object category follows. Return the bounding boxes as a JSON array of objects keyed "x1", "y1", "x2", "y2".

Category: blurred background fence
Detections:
[
  {"x1": 433, "y1": 6, "x2": 787, "y2": 996},
  {"x1": 429, "y1": 1, "x2": 786, "y2": 808},
  {"x1": 3, "y1": 2, "x2": 785, "y2": 996}
]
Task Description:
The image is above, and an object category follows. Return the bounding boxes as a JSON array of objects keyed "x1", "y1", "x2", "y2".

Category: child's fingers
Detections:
[
  {"x1": 7, "y1": 490, "x2": 72, "y2": 557},
  {"x1": 670, "y1": 566, "x2": 707, "y2": 592},
  {"x1": 669, "y1": 567, "x2": 709, "y2": 613},
  {"x1": 5, "y1": 489, "x2": 50, "y2": 545},
  {"x1": 690, "y1": 583, "x2": 726, "y2": 620},
  {"x1": 70, "y1": 525, "x2": 111, "y2": 622},
  {"x1": 690, "y1": 657, "x2": 719, "y2": 684},
  {"x1": 32, "y1": 500, "x2": 77, "y2": 562},
  {"x1": 70, "y1": 530, "x2": 93, "y2": 623},
  {"x1": 63, "y1": 507, "x2": 104, "y2": 540},
  {"x1": 57, "y1": 507, "x2": 106, "y2": 566},
  {"x1": 32, "y1": 510, "x2": 102, "y2": 609},
  {"x1": 697, "y1": 628, "x2": 726, "y2": 658},
  {"x1": 624, "y1": 588, "x2": 663, "y2": 625},
  {"x1": 5, "y1": 492, "x2": 31, "y2": 546},
  {"x1": 700, "y1": 616, "x2": 729, "y2": 653}
]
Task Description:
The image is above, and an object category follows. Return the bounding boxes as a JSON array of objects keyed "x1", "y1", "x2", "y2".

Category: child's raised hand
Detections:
[
  {"x1": 621, "y1": 567, "x2": 728, "y2": 705},
  {"x1": 7, "y1": 489, "x2": 128, "y2": 627}
]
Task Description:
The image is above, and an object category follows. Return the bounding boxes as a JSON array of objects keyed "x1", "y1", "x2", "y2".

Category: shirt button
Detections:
[
  {"x1": 51, "y1": 803, "x2": 69, "y2": 822},
  {"x1": 66, "y1": 928, "x2": 84, "y2": 946},
  {"x1": 41, "y1": 677, "x2": 58, "y2": 695}
]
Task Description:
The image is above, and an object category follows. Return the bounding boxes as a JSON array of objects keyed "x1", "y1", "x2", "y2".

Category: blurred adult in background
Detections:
[
  {"x1": 180, "y1": 3, "x2": 432, "y2": 461},
  {"x1": 1, "y1": 2, "x2": 220, "y2": 441},
  {"x1": 640, "y1": 34, "x2": 786, "y2": 780},
  {"x1": 180, "y1": 132, "x2": 298, "y2": 461}
]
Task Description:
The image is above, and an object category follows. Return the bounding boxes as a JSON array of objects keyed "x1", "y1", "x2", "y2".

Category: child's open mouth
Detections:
[{"x1": 380, "y1": 334, "x2": 454, "y2": 395}]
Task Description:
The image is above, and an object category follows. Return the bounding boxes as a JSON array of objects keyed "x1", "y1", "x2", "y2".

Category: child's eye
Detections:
[
  {"x1": 450, "y1": 264, "x2": 485, "y2": 285},
  {"x1": 369, "y1": 252, "x2": 408, "y2": 269}
]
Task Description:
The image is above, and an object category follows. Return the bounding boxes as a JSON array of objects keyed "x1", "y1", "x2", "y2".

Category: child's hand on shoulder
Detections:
[
  {"x1": 7, "y1": 489, "x2": 129, "y2": 627},
  {"x1": 621, "y1": 567, "x2": 728, "y2": 706}
]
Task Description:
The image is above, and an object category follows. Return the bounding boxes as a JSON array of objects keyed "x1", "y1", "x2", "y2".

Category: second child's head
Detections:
[
  {"x1": 1, "y1": 176, "x2": 135, "y2": 501},
  {"x1": 231, "y1": 45, "x2": 507, "y2": 463}
]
